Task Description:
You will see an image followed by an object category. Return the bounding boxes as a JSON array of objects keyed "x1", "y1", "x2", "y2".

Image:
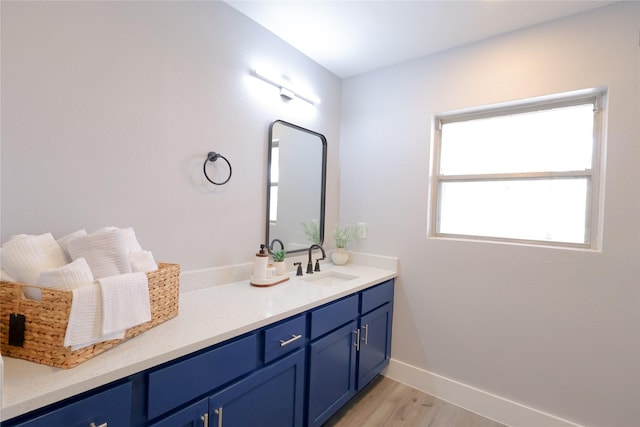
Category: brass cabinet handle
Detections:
[
  {"x1": 201, "y1": 412, "x2": 209, "y2": 427},
  {"x1": 279, "y1": 334, "x2": 303, "y2": 347},
  {"x1": 214, "y1": 407, "x2": 223, "y2": 427}
]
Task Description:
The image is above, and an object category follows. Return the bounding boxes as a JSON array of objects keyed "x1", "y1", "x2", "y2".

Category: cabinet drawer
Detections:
[
  {"x1": 361, "y1": 280, "x2": 394, "y2": 314},
  {"x1": 7, "y1": 381, "x2": 132, "y2": 427},
  {"x1": 310, "y1": 294, "x2": 358, "y2": 340},
  {"x1": 264, "y1": 314, "x2": 306, "y2": 364},
  {"x1": 147, "y1": 333, "x2": 258, "y2": 420}
]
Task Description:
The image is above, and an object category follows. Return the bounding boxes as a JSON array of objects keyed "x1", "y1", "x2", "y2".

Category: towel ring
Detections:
[{"x1": 203, "y1": 152, "x2": 232, "y2": 185}]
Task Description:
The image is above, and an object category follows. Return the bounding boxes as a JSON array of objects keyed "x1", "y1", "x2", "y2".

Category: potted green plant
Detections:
[
  {"x1": 271, "y1": 249, "x2": 287, "y2": 275},
  {"x1": 331, "y1": 223, "x2": 356, "y2": 265}
]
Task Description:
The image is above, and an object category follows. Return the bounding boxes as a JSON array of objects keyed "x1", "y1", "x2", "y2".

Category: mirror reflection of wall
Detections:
[{"x1": 267, "y1": 120, "x2": 326, "y2": 253}]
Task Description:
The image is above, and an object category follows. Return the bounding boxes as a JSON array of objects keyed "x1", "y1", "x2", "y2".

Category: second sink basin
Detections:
[{"x1": 302, "y1": 271, "x2": 358, "y2": 286}]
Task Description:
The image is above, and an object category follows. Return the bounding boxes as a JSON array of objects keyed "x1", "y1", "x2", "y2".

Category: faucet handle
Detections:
[
  {"x1": 294, "y1": 262, "x2": 303, "y2": 276},
  {"x1": 314, "y1": 259, "x2": 322, "y2": 272}
]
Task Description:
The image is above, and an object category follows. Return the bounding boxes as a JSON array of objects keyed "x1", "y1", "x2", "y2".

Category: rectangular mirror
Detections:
[{"x1": 266, "y1": 120, "x2": 327, "y2": 254}]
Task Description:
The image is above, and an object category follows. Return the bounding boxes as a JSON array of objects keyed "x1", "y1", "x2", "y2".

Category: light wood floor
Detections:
[{"x1": 324, "y1": 376, "x2": 507, "y2": 427}]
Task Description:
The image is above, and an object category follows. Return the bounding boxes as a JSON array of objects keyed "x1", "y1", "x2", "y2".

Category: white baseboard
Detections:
[{"x1": 384, "y1": 359, "x2": 583, "y2": 427}]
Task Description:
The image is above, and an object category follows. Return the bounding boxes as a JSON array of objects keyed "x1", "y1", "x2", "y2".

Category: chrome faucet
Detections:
[{"x1": 307, "y1": 244, "x2": 326, "y2": 274}]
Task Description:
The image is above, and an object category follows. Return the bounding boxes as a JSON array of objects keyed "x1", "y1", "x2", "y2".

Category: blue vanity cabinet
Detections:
[
  {"x1": 307, "y1": 320, "x2": 359, "y2": 427},
  {"x1": 146, "y1": 333, "x2": 259, "y2": 421},
  {"x1": 208, "y1": 348, "x2": 305, "y2": 427},
  {"x1": 148, "y1": 350, "x2": 305, "y2": 427},
  {"x1": 357, "y1": 301, "x2": 393, "y2": 390},
  {"x1": 306, "y1": 294, "x2": 359, "y2": 427},
  {"x1": 147, "y1": 316, "x2": 306, "y2": 427},
  {"x1": 3, "y1": 381, "x2": 132, "y2": 427},
  {"x1": 307, "y1": 280, "x2": 394, "y2": 427},
  {"x1": 356, "y1": 279, "x2": 394, "y2": 391}
]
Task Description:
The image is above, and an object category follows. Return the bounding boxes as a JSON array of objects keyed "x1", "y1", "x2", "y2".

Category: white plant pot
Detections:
[
  {"x1": 331, "y1": 248, "x2": 349, "y2": 265},
  {"x1": 273, "y1": 261, "x2": 287, "y2": 276}
]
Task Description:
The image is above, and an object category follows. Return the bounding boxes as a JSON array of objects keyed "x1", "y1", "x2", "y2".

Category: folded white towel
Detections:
[
  {"x1": 64, "y1": 282, "x2": 125, "y2": 350},
  {"x1": 66, "y1": 229, "x2": 132, "y2": 279},
  {"x1": 57, "y1": 229, "x2": 87, "y2": 262},
  {"x1": 1, "y1": 233, "x2": 67, "y2": 285},
  {"x1": 129, "y1": 250, "x2": 158, "y2": 273},
  {"x1": 98, "y1": 272, "x2": 151, "y2": 336},
  {"x1": 34, "y1": 257, "x2": 94, "y2": 298}
]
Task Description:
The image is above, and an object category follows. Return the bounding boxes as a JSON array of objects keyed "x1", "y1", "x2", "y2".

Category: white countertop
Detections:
[{"x1": 1, "y1": 255, "x2": 397, "y2": 421}]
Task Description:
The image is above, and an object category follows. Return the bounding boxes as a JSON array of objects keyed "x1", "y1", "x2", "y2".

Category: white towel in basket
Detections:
[
  {"x1": 64, "y1": 282, "x2": 125, "y2": 350},
  {"x1": 36, "y1": 257, "x2": 94, "y2": 293},
  {"x1": 57, "y1": 229, "x2": 87, "y2": 262},
  {"x1": 94, "y1": 227, "x2": 142, "y2": 253},
  {"x1": 24, "y1": 257, "x2": 94, "y2": 301},
  {"x1": 66, "y1": 228, "x2": 132, "y2": 279},
  {"x1": 98, "y1": 272, "x2": 151, "y2": 336},
  {"x1": 122, "y1": 227, "x2": 143, "y2": 253},
  {"x1": 1, "y1": 233, "x2": 67, "y2": 286},
  {"x1": 129, "y1": 250, "x2": 158, "y2": 273}
]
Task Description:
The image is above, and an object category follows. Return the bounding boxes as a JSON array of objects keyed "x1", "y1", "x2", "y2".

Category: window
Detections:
[{"x1": 430, "y1": 89, "x2": 605, "y2": 248}]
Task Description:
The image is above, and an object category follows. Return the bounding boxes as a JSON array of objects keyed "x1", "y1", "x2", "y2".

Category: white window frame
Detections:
[{"x1": 429, "y1": 88, "x2": 606, "y2": 249}]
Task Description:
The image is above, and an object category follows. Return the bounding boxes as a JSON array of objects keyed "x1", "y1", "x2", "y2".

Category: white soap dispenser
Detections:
[{"x1": 252, "y1": 244, "x2": 269, "y2": 281}]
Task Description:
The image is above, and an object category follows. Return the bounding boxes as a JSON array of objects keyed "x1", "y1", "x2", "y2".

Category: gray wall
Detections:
[
  {"x1": 340, "y1": 3, "x2": 639, "y2": 426},
  {"x1": 0, "y1": 1, "x2": 342, "y2": 269}
]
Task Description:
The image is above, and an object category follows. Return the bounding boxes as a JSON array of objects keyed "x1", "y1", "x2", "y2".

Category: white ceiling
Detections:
[{"x1": 225, "y1": 0, "x2": 618, "y2": 78}]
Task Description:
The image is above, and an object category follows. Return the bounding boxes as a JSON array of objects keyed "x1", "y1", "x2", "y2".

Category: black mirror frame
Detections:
[{"x1": 266, "y1": 120, "x2": 327, "y2": 254}]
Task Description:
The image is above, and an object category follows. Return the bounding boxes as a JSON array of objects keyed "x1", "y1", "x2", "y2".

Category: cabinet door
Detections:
[
  {"x1": 357, "y1": 302, "x2": 392, "y2": 390},
  {"x1": 148, "y1": 398, "x2": 208, "y2": 427},
  {"x1": 307, "y1": 320, "x2": 358, "y2": 427},
  {"x1": 6, "y1": 382, "x2": 132, "y2": 427},
  {"x1": 208, "y1": 349, "x2": 305, "y2": 427}
]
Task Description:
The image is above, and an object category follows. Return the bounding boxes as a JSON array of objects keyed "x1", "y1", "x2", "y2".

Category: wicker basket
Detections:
[{"x1": 0, "y1": 263, "x2": 180, "y2": 369}]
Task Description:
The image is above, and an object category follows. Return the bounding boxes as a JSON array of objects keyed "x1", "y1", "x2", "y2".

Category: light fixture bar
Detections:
[{"x1": 251, "y1": 68, "x2": 320, "y2": 105}]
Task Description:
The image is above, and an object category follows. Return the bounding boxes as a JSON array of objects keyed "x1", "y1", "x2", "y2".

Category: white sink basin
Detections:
[{"x1": 301, "y1": 271, "x2": 358, "y2": 286}]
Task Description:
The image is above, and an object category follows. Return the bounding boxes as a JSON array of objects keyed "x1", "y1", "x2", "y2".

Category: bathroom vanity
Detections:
[{"x1": 1, "y1": 258, "x2": 396, "y2": 427}]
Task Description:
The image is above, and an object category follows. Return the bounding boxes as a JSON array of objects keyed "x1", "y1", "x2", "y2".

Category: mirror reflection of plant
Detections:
[
  {"x1": 301, "y1": 220, "x2": 320, "y2": 244},
  {"x1": 333, "y1": 224, "x2": 356, "y2": 248},
  {"x1": 272, "y1": 250, "x2": 286, "y2": 262}
]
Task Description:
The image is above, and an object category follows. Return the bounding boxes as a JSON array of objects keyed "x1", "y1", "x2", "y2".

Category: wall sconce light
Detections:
[{"x1": 251, "y1": 68, "x2": 321, "y2": 105}]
